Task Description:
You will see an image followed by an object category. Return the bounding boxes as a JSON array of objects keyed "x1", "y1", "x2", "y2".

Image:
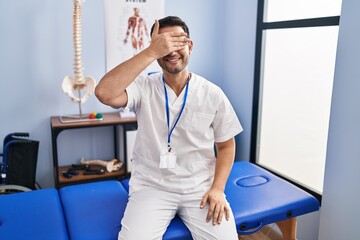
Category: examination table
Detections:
[{"x1": 0, "y1": 162, "x2": 319, "y2": 239}]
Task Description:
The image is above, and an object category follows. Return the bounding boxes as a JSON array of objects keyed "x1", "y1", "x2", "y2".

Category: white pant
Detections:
[{"x1": 118, "y1": 186, "x2": 238, "y2": 240}]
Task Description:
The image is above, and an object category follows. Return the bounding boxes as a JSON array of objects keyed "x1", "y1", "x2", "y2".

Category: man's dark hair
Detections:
[{"x1": 150, "y1": 16, "x2": 190, "y2": 38}]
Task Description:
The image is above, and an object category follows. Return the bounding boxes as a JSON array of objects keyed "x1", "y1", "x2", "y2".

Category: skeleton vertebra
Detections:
[{"x1": 62, "y1": 0, "x2": 96, "y2": 105}]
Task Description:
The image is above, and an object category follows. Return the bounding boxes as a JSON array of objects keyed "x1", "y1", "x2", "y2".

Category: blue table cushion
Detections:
[
  {"x1": 225, "y1": 162, "x2": 320, "y2": 234},
  {"x1": 59, "y1": 180, "x2": 129, "y2": 240},
  {"x1": 0, "y1": 189, "x2": 69, "y2": 240}
]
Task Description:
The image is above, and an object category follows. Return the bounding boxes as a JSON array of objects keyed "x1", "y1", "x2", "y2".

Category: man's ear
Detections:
[{"x1": 188, "y1": 40, "x2": 194, "y2": 54}]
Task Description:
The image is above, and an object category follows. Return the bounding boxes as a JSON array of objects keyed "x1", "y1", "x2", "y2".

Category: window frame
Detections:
[{"x1": 250, "y1": 0, "x2": 340, "y2": 202}]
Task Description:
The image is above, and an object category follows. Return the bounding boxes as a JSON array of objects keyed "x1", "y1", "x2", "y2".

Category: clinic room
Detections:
[{"x1": 0, "y1": 0, "x2": 358, "y2": 239}]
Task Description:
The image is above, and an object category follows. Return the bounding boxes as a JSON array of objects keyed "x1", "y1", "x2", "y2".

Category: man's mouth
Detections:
[{"x1": 165, "y1": 57, "x2": 180, "y2": 63}]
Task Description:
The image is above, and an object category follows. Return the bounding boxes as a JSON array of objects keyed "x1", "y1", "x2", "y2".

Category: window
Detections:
[
  {"x1": 251, "y1": 0, "x2": 342, "y2": 199},
  {"x1": 265, "y1": 0, "x2": 341, "y2": 22}
]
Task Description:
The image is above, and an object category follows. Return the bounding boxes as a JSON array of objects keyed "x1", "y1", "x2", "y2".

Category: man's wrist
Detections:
[
  {"x1": 141, "y1": 47, "x2": 159, "y2": 62},
  {"x1": 210, "y1": 184, "x2": 225, "y2": 192}
]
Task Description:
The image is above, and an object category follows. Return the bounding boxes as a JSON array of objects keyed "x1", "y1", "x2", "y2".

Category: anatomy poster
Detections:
[{"x1": 104, "y1": 0, "x2": 165, "y2": 73}]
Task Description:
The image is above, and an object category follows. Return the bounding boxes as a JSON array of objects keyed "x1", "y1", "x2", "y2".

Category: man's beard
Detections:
[{"x1": 157, "y1": 59, "x2": 188, "y2": 74}]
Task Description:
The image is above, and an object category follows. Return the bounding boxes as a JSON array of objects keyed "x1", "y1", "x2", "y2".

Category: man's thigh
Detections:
[
  {"x1": 178, "y1": 196, "x2": 238, "y2": 240},
  {"x1": 118, "y1": 188, "x2": 178, "y2": 240}
]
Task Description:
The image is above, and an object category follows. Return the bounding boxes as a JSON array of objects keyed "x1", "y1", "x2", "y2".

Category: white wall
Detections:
[
  {"x1": 222, "y1": 0, "x2": 258, "y2": 161},
  {"x1": 318, "y1": 0, "x2": 360, "y2": 238}
]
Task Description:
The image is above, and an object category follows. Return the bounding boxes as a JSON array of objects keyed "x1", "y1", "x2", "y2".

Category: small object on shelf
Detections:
[
  {"x1": 66, "y1": 169, "x2": 79, "y2": 176},
  {"x1": 62, "y1": 168, "x2": 80, "y2": 179},
  {"x1": 83, "y1": 169, "x2": 105, "y2": 175},
  {"x1": 88, "y1": 113, "x2": 96, "y2": 119},
  {"x1": 88, "y1": 112, "x2": 102, "y2": 119},
  {"x1": 71, "y1": 164, "x2": 90, "y2": 170},
  {"x1": 119, "y1": 108, "x2": 136, "y2": 118},
  {"x1": 62, "y1": 172, "x2": 73, "y2": 179}
]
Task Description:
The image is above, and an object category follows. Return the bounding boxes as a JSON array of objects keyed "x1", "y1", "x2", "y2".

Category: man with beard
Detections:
[{"x1": 95, "y1": 16, "x2": 242, "y2": 240}]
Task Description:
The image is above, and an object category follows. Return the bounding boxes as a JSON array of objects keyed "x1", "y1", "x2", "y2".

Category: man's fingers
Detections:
[
  {"x1": 171, "y1": 36, "x2": 190, "y2": 43},
  {"x1": 217, "y1": 206, "x2": 225, "y2": 224},
  {"x1": 225, "y1": 206, "x2": 230, "y2": 221},
  {"x1": 206, "y1": 202, "x2": 216, "y2": 222},
  {"x1": 167, "y1": 31, "x2": 187, "y2": 37},
  {"x1": 173, "y1": 41, "x2": 187, "y2": 49},
  {"x1": 212, "y1": 205, "x2": 220, "y2": 225},
  {"x1": 171, "y1": 37, "x2": 190, "y2": 51},
  {"x1": 152, "y1": 19, "x2": 159, "y2": 37},
  {"x1": 200, "y1": 194, "x2": 208, "y2": 209},
  {"x1": 180, "y1": 36, "x2": 190, "y2": 42},
  {"x1": 206, "y1": 205, "x2": 214, "y2": 222}
]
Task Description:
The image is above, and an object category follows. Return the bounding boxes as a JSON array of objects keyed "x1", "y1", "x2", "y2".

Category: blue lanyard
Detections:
[{"x1": 163, "y1": 74, "x2": 190, "y2": 151}]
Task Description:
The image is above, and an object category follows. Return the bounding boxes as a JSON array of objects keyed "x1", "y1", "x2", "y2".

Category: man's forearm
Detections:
[
  {"x1": 212, "y1": 138, "x2": 236, "y2": 191},
  {"x1": 95, "y1": 48, "x2": 156, "y2": 107}
]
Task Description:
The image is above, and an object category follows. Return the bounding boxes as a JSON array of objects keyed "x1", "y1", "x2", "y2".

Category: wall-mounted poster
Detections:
[{"x1": 104, "y1": 0, "x2": 165, "y2": 74}]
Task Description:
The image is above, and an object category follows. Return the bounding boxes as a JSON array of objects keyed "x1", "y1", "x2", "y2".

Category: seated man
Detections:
[{"x1": 95, "y1": 16, "x2": 243, "y2": 240}]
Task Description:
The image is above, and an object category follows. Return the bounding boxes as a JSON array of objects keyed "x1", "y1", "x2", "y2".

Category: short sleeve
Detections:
[
  {"x1": 125, "y1": 74, "x2": 146, "y2": 109},
  {"x1": 212, "y1": 90, "x2": 243, "y2": 142}
]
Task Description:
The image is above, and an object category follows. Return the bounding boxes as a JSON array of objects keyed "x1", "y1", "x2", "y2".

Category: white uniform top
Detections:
[{"x1": 126, "y1": 72, "x2": 243, "y2": 194}]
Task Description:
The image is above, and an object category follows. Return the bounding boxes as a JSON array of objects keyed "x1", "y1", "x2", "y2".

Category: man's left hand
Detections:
[{"x1": 200, "y1": 188, "x2": 230, "y2": 225}]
